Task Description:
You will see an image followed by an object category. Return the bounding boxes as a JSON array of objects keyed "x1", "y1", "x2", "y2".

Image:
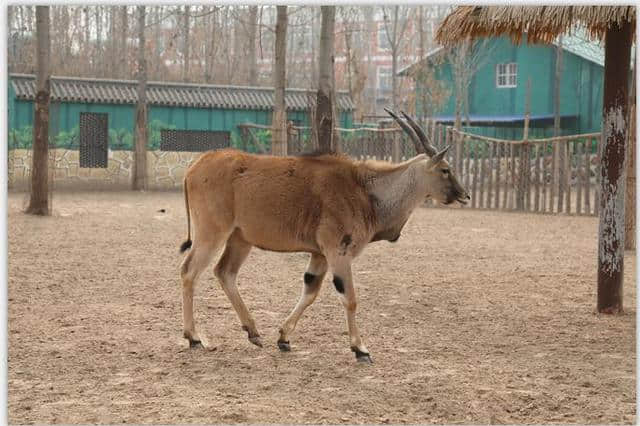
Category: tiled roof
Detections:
[{"x1": 10, "y1": 74, "x2": 355, "y2": 111}]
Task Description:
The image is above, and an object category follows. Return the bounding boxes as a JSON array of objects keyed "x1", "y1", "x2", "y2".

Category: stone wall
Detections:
[{"x1": 8, "y1": 149, "x2": 203, "y2": 190}]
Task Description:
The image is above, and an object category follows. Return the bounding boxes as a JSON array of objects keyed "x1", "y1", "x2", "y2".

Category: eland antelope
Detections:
[{"x1": 178, "y1": 109, "x2": 469, "y2": 362}]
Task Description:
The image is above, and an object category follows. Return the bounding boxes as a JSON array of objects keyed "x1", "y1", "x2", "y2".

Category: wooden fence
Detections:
[
  {"x1": 238, "y1": 121, "x2": 601, "y2": 216},
  {"x1": 424, "y1": 121, "x2": 601, "y2": 216}
]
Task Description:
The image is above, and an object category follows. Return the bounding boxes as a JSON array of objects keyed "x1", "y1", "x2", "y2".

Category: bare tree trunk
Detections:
[
  {"x1": 597, "y1": 21, "x2": 633, "y2": 314},
  {"x1": 553, "y1": 37, "x2": 563, "y2": 137},
  {"x1": 109, "y1": 7, "x2": 117, "y2": 72},
  {"x1": 364, "y1": 6, "x2": 375, "y2": 119},
  {"x1": 27, "y1": 6, "x2": 50, "y2": 216},
  {"x1": 454, "y1": 79, "x2": 463, "y2": 130},
  {"x1": 153, "y1": 6, "x2": 162, "y2": 80},
  {"x1": 316, "y1": 6, "x2": 336, "y2": 153},
  {"x1": 119, "y1": 6, "x2": 128, "y2": 78},
  {"x1": 272, "y1": 6, "x2": 287, "y2": 156},
  {"x1": 464, "y1": 84, "x2": 471, "y2": 127},
  {"x1": 8, "y1": 6, "x2": 14, "y2": 72},
  {"x1": 26, "y1": 5, "x2": 34, "y2": 32},
  {"x1": 95, "y1": 6, "x2": 102, "y2": 75},
  {"x1": 132, "y1": 6, "x2": 148, "y2": 190},
  {"x1": 50, "y1": 7, "x2": 60, "y2": 72},
  {"x1": 554, "y1": 37, "x2": 564, "y2": 212},
  {"x1": 62, "y1": 7, "x2": 70, "y2": 63},
  {"x1": 182, "y1": 6, "x2": 190, "y2": 82},
  {"x1": 311, "y1": 8, "x2": 318, "y2": 86},
  {"x1": 248, "y1": 6, "x2": 258, "y2": 86},
  {"x1": 390, "y1": 7, "x2": 399, "y2": 111},
  {"x1": 344, "y1": 23, "x2": 354, "y2": 97},
  {"x1": 83, "y1": 7, "x2": 90, "y2": 60},
  {"x1": 286, "y1": 15, "x2": 295, "y2": 86},
  {"x1": 417, "y1": 6, "x2": 426, "y2": 118},
  {"x1": 204, "y1": 6, "x2": 217, "y2": 83}
]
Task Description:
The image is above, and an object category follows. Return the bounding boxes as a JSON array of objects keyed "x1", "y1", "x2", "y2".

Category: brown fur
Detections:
[{"x1": 178, "y1": 148, "x2": 469, "y2": 361}]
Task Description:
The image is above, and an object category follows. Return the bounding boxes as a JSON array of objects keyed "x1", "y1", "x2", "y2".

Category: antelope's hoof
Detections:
[
  {"x1": 189, "y1": 339, "x2": 204, "y2": 349},
  {"x1": 352, "y1": 347, "x2": 373, "y2": 363},
  {"x1": 277, "y1": 340, "x2": 291, "y2": 352},
  {"x1": 249, "y1": 336, "x2": 263, "y2": 348},
  {"x1": 356, "y1": 354, "x2": 373, "y2": 363}
]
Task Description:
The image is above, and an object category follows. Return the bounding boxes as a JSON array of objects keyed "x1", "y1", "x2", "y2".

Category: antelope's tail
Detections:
[{"x1": 179, "y1": 179, "x2": 192, "y2": 253}]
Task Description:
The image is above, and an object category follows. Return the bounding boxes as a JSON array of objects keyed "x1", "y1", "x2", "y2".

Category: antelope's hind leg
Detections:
[
  {"x1": 214, "y1": 231, "x2": 262, "y2": 347},
  {"x1": 180, "y1": 237, "x2": 227, "y2": 349},
  {"x1": 278, "y1": 253, "x2": 328, "y2": 352}
]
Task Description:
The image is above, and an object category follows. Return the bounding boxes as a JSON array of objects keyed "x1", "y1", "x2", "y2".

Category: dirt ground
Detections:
[{"x1": 8, "y1": 191, "x2": 636, "y2": 424}]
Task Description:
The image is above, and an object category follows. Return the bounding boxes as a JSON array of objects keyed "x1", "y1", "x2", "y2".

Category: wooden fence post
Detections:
[
  {"x1": 392, "y1": 130, "x2": 401, "y2": 163},
  {"x1": 463, "y1": 134, "x2": 471, "y2": 199},
  {"x1": 542, "y1": 142, "x2": 548, "y2": 212},
  {"x1": 517, "y1": 79, "x2": 532, "y2": 211},
  {"x1": 565, "y1": 140, "x2": 572, "y2": 214},
  {"x1": 495, "y1": 143, "x2": 502, "y2": 209}
]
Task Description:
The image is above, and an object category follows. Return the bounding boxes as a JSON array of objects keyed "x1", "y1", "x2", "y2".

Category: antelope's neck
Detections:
[{"x1": 369, "y1": 163, "x2": 426, "y2": 240}]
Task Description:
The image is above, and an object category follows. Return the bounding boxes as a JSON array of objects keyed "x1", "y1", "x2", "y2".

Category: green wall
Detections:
[
  {"x1": 419, "y1": 36, "x2": 604, "y2": 135},
  {"x1": 8, "y1": 87, "x2": 354, "y2": 151}
]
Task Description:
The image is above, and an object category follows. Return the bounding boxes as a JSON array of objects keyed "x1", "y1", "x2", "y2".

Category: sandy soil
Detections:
[{"x1": 8, "y1": 191, "x2": 636, "y2": 424}]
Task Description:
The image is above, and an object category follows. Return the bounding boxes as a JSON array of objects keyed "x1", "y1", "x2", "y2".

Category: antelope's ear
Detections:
[{"x1": 428, "y1": 146, "x2": 449, "y2": 169}]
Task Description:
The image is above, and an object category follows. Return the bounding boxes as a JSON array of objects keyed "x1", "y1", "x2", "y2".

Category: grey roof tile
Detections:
[{"x1": 10, "y1": 74, "x2": 355, "y2": 112}]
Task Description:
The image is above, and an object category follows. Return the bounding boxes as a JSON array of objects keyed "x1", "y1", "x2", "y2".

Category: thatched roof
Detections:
[{"x1": 436, "y1": 6, "x2": 635, "y2": 45}]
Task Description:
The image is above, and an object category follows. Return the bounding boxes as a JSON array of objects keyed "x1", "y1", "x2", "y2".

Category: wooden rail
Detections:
[{"x1": 445, "y1": 124, "x2": 601, "y2": 215}]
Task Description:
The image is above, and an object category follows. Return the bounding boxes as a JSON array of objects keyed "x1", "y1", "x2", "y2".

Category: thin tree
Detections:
[
  {"x1": 448, "y1": 38, "x2": 494, "y2": 129},
  {"x1": 340, "y1": 7, "x2": 366, "y2": 122},
  {"x1": 315, "y1": 6, "x2": 336, "y2": 153},
  {"x1": 182, "y1": 6, "x2": 191, "y2": 82},
  {"x1": 247, "y1": 6, "x2": 258, "y2": 86},
  {"x1": 381, "y1": 6, "x2": 410, "y2": 111},
  {"x1": 109, "y1": 7, "x2": 117, "y2": 71},
  {"x1": 152, "y1": 6, "x2": 163, "y2": 80},
  {"x1": 95, "y1": 6, "x2": 103, "y2": 75},
  {"x1": 27, "y1": 6, "x2": 51, "y2": 215},
  {"x1": 203, "y1": 6, "x2": 218, "y2": 83},
  {"x1": 553, "y1": 36, "x2": 564, "y2": 212},
  {"x1": 132, "y1": 6, "x2": 148, "y2": 190},
  {"x1": 83, "y1": 6, "x2": 90, "y2": 58},
  {"x1": 272, "y1": 6, "x2": 287, "y2": 156},
  {"x1": 363, "y1": 6, "x2": 376, "y2": 119},
  {"x1": 119, "y1": 6, "x2": 128, "y2": 78}
]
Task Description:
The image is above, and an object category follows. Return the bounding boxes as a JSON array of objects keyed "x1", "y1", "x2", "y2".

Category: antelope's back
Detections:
[{"x1": 185, "y1": 149, "x2": 370, "y2": 252}]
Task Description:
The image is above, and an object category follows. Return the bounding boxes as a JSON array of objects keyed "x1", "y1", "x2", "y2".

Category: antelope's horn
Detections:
[
  {"x1": 384, "y1": 107, "x2": 429, "y2": 156},
  {"x1": 400, "y1": 111, "x2": 437, "y2": 157}
]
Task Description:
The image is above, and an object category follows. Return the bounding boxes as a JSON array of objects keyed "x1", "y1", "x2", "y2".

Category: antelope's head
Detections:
[{"x1": 385, "y1": 108, "x2": 470, "y2": 206}]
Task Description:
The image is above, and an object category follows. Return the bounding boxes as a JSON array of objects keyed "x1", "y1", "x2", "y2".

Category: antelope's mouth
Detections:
[{"x1": 457, "y1": 195, "x2": 470, "y2": 205}]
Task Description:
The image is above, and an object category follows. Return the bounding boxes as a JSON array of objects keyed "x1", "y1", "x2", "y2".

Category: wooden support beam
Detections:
[{"x1": 597, "y1": 20, "x2": 633, "y2": 314}]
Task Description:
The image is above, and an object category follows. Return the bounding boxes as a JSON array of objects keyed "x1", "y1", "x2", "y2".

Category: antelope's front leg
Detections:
[
  {"x1": 329, "y1": 257, "x2": 372, "y2": 363},
  {"x1": 277, "y1": 253, "x2": 328, "y2": 351}
]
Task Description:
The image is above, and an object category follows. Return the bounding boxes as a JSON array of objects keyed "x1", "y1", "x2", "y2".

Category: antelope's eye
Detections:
[{"x1": 442, "y1": 169, "x2": 450, "y2": 175}]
